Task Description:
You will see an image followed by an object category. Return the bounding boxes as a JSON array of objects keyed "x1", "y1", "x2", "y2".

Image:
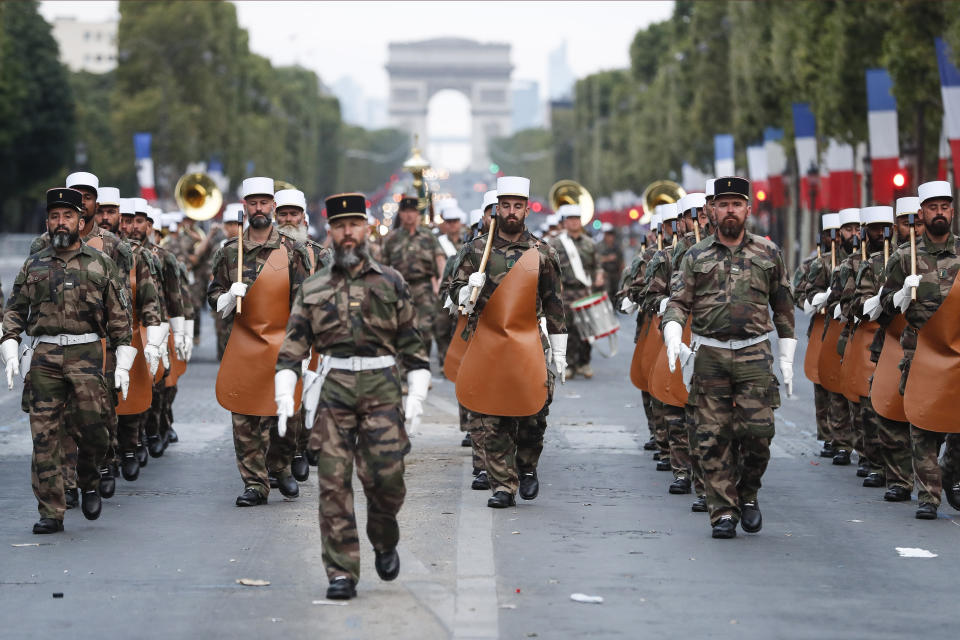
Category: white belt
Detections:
[
  {"x1": 323, "y1": 355, "x2": 396, "y2": 371},
  {"x1": 35, "y1": 332, "x2": 101, "y2": 346},
  {"x1": 691, "y1": 333, "x2": 768, "y2": 351}
]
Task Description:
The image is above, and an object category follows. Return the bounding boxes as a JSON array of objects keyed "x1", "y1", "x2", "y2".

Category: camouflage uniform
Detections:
[
  {"x1": 805, "y1": 247, "x2": 855, "y2": 453},
  {"x1": 276, "y1": 252, "x2": 428, "y2": 583},
  {"x1": 792, "y1": 253, "x2": 832, "y2": 444},
  {"x1": 432, "y1": 231, "x2": 465, "y2": 368},
  {"x1": 3, "y1": 244, "x2": 131, "y2": 521},
  {"x1": 623, "y1": 246, "x2": 661, "y2": 446},
  {"x1": 598, "y1": 239, "x2": 625, "y2": 302},
  {"x1": 145, "y1": 239, "x2": 185, "y2": 451},
  {"x1": 879, "y1": 232, "x2": 960, "y2": 507},
  {"x1": 548, "y1": 231, "x2": 599, "y2": 370},
  {"x1": 664, "y1": 232, "x2": 794, "y2": 526},
  {"x1": 854, "y1": 245, "x2": 912, "y2": 491},
  {"x1": 383, "y1": 226, "x2": 443, "y2": 351},
  {"x1": 210, "y1": 237, "x2": 233, "y2": 360},
  {"x1": 208, "y1": 226, "x2": 309, "y2": 498},
  {"x1": 161, "y1": 258, "x2": 196, "y2": 443},
  {"x1": 450, "y1": 230, "x2": 565, "y2": 496}
]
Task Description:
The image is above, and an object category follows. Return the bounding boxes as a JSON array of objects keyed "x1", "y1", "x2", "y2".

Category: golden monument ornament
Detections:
[{"x1": 402, "y1": 135, "x2": 432, "y2": 225}]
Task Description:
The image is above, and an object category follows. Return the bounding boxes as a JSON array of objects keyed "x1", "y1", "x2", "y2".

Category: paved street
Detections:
[{"x1": 0, "y1": 290, "x2": 957, "y2": 638}]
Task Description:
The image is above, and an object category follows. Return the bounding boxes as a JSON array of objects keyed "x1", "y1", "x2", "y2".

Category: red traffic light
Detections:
[
  {"x1": 756, "y1": 189, "x2": 767, "y2": 202},
  {"x1": 892, "y1": 172, "x2": 906, "y2": 188},
  {"x1": 531, "y1": 202, "x2": 542, "y2": 213}
]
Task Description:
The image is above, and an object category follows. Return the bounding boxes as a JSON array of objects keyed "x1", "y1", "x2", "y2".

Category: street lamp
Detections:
[{"x1": 402, "y1": 134, "x2": 431, "y2": 226}]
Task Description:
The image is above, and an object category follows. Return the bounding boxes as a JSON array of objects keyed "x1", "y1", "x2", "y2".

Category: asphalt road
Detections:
[{"x1": 0, "y1": 294, "x2": 957, "y2": 638}]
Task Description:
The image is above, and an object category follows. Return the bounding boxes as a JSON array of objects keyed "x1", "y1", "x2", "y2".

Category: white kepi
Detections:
[
  {"x1": 918, "y1": 180, "x2": 953, "y2": 204},
  {"x1": 241, "y1": 177, "x2": 274, "y2": 199},
  {"x1": 496, "y1": 176, "x2": 529, "y2": 198}
]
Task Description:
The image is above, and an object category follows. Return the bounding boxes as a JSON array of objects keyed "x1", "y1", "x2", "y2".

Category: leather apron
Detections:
[
  {"x1": 649, "y1": 319, "x2": 690, "y2": 407},
  {"x1": 629, "y1": 315, "x2": 653, "y2": 391},
  {"x1": 456, "y1": 248, "x2": 547, "y2": 417},
  {"x1": 638, "y1": 316, "x2": 665, "y2": 392},
  {"x1": 839, "y1": 320, "x2": 880, "y2": 402},
  {"x1": 216, "y1": 245, "x2": 302, "y2": 416},
  {"x1": 443, "y1": 313, "x2": 469, "y2": 382},
  {"x1": 817, "y1": 318, "x2": 846, "y2": 394},
  {"x1": 869, "y1": 316, "x2": 908, "y2": 422},
  {"x1": 116, "y1": 251, "x2": 153, "y2": 415},
  {"x1": 903, "y1": 272, "x2": 960, "y2": 432},
  {"x1": 803, "y1": 314, "x2": 825, "y2": 384}
]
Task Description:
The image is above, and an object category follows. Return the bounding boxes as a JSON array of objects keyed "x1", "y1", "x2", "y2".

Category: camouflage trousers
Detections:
[
  {"x1": 876, "y1": 412, "x2": 912, "y2": 491},
  {"x1": 648, "y1": 398, "x2": 671, "y2": 458},
  {"x1": 266, "y1": 405, "x2": 300, "y2": 476},
  {"x1": 117, "y1": 412, "x2": 145, "y2": 455},
  {"x1": 827, "y1": 390, "x2": 854, "y2": 452},
  {"x1": 689, "y1": 342, "x2": 778, "y2": 525},
  {"x1": 295, "y1": 405, "x2": 311, "y2": 453},
  {"x1": 478, "y1": 413, "x2": 549, "y2": 494},
  {"x1": 641, "y1": 390, "x2": 655, "y2": 437},
  {"x1": 663, "y1": 402, "x2": 690, "y2": 481},
  {"x1": 213, "y1": 311, "x2": 231, "y2": 361},
  {"x1": 408, "y1": 279, "x2": 438, "y2": 351},
  {"x1": 561, "y1": 287, "x2": 591, "y2": 369},
  {"x1": 432, "y1": 298, "x2": 455, "y2": 368},
  {"x1": 60, "y1": 367, "x2": 117, "y2": 487},
  {"x1": 910, "y1": 429, "x2": 960, "y2": 506},
  {"x1": 460, "y1": 404, "x2": 485, "y2": 472},
  {"x1": 231, "y1": 412, "x2": 280, "y2": 497},
  {"x1": 858, "y1": 397, "x2": 883, "y2": 472},
  {"x1": 684, "y1": 404, "x2": 706, "y2": 497},
  {"x1": 848, "y1": 399, "x2": 864, "y2": 459},
  {"x1": 311, "y1": 367, "x2": 409, "y2": 583},
  {"x1": 144, "y1": 376, "x2": 169, "y2": 441},
  {"x1": 24, "y1": 343, "x2": 111, "y2": 520},
  {"x1": 813, "y1": 383, "x2": 830, "y2": 442}
]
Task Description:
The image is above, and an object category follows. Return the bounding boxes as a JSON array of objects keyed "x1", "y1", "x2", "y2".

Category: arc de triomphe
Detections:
[{"x1": 386, "y1": 38, "x2": 513, "y2": 172}]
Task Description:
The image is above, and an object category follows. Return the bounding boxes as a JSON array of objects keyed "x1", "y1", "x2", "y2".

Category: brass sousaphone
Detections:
[
  {"x1": 175, "y1": 172, "x2": 223, "y2": 221},
  {"x1": 640, "y1": 180, "x2": 685, "y2": 225},
  {"x1": 549, "y1": 180, "x2": 594, "y2": 226}
]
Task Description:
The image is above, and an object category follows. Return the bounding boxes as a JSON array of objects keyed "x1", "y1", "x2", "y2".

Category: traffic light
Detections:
[
  {"x1": 531, "y1": 202, "x2": 542, "y2": 213},
  {"x1": 892, "y1": 171, "x2": 906, "y2": 188},
  {"x1": 628, "y1": 208, "x2": 640, "y2": 220},
  {"x1": 488, "y1": 163, "x2": 500, "y2": 173},
  {"x1": 756, "y1": 189, "x2": 767, "y2": 202}
]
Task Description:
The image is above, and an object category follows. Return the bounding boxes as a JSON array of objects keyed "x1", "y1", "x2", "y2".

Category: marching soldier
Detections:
[
  {"x1": 450, "y1": 176, "x2": 567, "y2": 508},
  {"x1": 878, "y1": 181, "x2": 960, "y2": 519},
  {"x1": 212, "y1": 203, "x2": 244, "y2": 360},
  {"x1": 383, "y1": 195, "x2": 445, "y2": 358},
  {"x1": 598, "y1": 222, "x2": 625, "y2": 302},
  {"x1": 663, "y1": 177, "x2": 796, "y2": 539},
  {"x1": 208, "y1": 177, "x2": 309, "y2": 506},
  {"x1": 274, "y1": 192, "x2": 430, "y2": 600},
  {"x1": 856, "y1": 198, "x2": 922, "y2": 501},
  {"x1": 549, "y1": 203, "x2": 602, "y2": 379},
  {"x1": 432, "y1": 203, "x2": 467, "y2": 368},
  {"x1": 2, "y1": 188, "x2": 134, "y2": 533}
]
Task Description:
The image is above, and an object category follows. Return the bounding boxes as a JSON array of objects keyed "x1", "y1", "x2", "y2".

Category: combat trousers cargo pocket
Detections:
[
  {"x1": 736, "y1": 379, "x2": 776, "y2": 439},
  {"x1": 21, "y1": 370, "x2": 32, "y2": 414}
]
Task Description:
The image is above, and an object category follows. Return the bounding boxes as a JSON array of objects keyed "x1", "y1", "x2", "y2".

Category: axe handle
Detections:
[
  {"x1": 469, "y1": 216, "x2": 497, "y2": 305},
  {"x1": 909, "y1": 225, "x2": 917, "y2": 301},
  {"x1": 236, "y1": 226, "x2": 243, "y2": 315},
  {"x1": 693, "y1": 220, "x2": 700, "y2": 244},
  {"x1": 883, "y1": 238, "x2": 889, "y2": 264}
]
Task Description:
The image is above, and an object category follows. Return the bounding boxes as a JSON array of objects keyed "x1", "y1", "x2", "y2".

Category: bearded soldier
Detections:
[
  {"x1": 549, "y1": 203, "x2": 602, "y2": 379},
  {"x1": 432, "y1": 202, "x2": 467, "y2": 368},
  {"x1": 383, "y1": 195, "x2": 445, "y2": 357},
  {"x1": 209, "y1": 177, "x2": 310, "y2": 506},
  {"x1": 878, "y1": 181, "x2": 960, "y2": 519},
  {"x1": 2, "y1": 188, "x2": 134, "y2": 534},
  {"x1": 663, "y1": 177, "x2": 796, "y2": 539},
  {"x1": 450, "y1": 176, "x2": 567, "y2": 508},
  {"x1": 212, "y1": 204, "x2": 244, "y2": 361},
  {"x1": 274, "y1": 192, "x2": 430, "y2": 600}
]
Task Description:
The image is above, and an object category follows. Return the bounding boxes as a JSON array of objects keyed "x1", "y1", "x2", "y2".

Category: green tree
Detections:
[
  {"x1": 336, "y1": 126, "x2": 408, "y2": 194},
  {"x1": 489, "y1": 128, "x2": 554, "y2": 200}
]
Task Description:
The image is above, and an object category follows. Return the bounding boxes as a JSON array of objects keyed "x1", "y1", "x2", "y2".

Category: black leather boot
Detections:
[
  {"x1": 519, "y1": 472, "x2": 539, "y2": 500},
  {"x1": 235, "y1": 487, "x2": 267, "y2": 507},
  {"x1": 711, "y1": 515, "x2": 737, "y2": 539},
  {"x1": 741, "y1": 501, "x2": 762, "y2": 533},
  {"x1": 276, "y1": 472, "x2": 299, "y2": 498},
  {"x1": 915, "y1": 502, "x2": 938, "y2": 520},
  {"x1": 669, "y1": 477, "x2": 691, "y2": 495},
  {"x1": 33, "y1": 518, "x2": 64, "y2": 534},
  {"x1": 487, "y1": 491, "x2": 516, "y2": 508},
  {"x1": 81, "y1": 489, "x2": 102, "y2": 520},
  {"x1": 291, "y1": 454, "x2": 309, "y2": 482},
  {"x1": 147, "y1": 435, "x2": 164, "y2": 458},
  {"x1": 691, "y1": 495, "x2": 708, "y2": 512},
  {"x1": 64, "y1": 488, "x2": 79, "y2": 509},
  {"x1": 121, "y1": 452, "x2": 140, "y2": 481},
  {"x1": 374, "y1": 548, "x2": 400, "y2": 581},
  {"x1": 326, "y1": 576, "x2": 356, "y2": 600},
  {"x1": 883, "y1": 485, "x2": 911, "y2": 502},
  {"x1": 98, "y1": 466, "x2": 116, "y2": 499},
  {"x1": 471, "y1": 471, "x2": 489, "y2": 490}
]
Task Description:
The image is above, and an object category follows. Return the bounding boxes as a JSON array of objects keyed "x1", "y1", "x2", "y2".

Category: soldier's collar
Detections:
[
  {"x1": 920, "y1": 232, "x2": 958, "y2": 255},
  {"x1": 244, "y1": 225, "x2": 281, "y2": 249}
]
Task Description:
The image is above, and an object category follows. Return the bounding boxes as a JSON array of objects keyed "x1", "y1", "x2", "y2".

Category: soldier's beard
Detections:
[
  {"x1": 129, "y1": 229, "x2": 145, "y2": 242},
  {"x1": 719, "y1": 217, "x2": 744, "y2": 240},
  {"x1": 51, "y1": 226, "x2": 79, "y2": 249},
  {"x1": 497, "y1": 214, "x2": 525, "y2": 235},
  {"x1": 928, "y1": 216, "x2": 951, "y2": 236},
  {"x1": 334, "y1": 241, "x2": 368, "y2": 270},
  {"x1": 249, "y1": 213, "x2": 271, "y2": 229},
  {"x1": 841, "y1": 238, "x2": 854, "y2": 253},
  {"x1": 279, "y1": 223, "x2": 307, "y2": 242}
]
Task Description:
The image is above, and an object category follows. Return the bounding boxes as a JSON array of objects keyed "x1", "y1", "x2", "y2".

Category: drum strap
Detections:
[{"x1": 558, "y1": 232, "x2": 591, "y2": 287}]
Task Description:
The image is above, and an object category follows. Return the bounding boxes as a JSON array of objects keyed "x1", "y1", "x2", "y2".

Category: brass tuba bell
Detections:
[
  {"x1": 175, "y1": 172, "x2": 223, "y2": 221},
  {"x1": 549, "y1": 179, "x2": 594, "y2": 225},
  {"x1": 641, "y1": 180, "x2": 685, "y2": 224},
  {"x1": 274, "y1": 179, "x2": 297, "y2": 193}
]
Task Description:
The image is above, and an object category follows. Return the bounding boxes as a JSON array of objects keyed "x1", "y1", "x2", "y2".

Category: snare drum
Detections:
[{"x1": 570, "y1": 292, "x2": 620, "y2": 357}]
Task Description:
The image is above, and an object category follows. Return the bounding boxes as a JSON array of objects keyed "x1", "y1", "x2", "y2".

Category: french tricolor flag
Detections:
[
  {"x1": 133, "y1": 132, "x2": 157, "y2": 201},
  {"x1": 938, "y1": 117, "x2": 950, "y2": 182},
  {"x1": 792, "y1": 103, "x2": 823, "y2": 210},
  {"x1": 866, "y1": 69, "x2": 900, "y2": 204},
  {"x1": 936, "y1": 38, "x2": 960, "y2": 187},
  {"x1": 746, "y1": 143, "x2": 769, "y2": 204},
  {"x1": 764, "y1": 127, "x2": 787, "y2": 207},
  {"x1": 714, "y1": 134, "x2": 735, "y2": 177},
  {"x1": 824, "y1": 138, "x2": 858, "y2": 209}
]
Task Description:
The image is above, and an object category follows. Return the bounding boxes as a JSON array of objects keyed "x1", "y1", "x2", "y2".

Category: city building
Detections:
[
  {"x1": 547, "y1": 40, "x2": 575, "y2": 101},
  {"x1": 512, "y1": 79, "x2": 542, "y2": 131},
  {"x1": 50, "y1": 17, "x2": 118, "y2": 74}
]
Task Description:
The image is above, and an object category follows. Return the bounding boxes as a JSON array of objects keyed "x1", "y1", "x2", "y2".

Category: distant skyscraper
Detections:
[
  {"x1": 332, "y1": 76, "x2": 365, "y2": 126},
  {"x1": 512, "y1": 80, "x2": 541, "y2": 131},
  {"x1": 548, "y1": 40, "x2": 575, "y2": 101}
]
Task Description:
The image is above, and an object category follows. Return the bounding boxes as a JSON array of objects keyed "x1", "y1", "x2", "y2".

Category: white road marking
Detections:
[
  {"x1": 557, "y1": 424, "x2": 641, "y2": 453},
  {"x1": 452, "y1": 459, "x2": 498, "y2": 639},
  {"x1": 769, "y1": 441, "x2": 793, "y2": 459}
]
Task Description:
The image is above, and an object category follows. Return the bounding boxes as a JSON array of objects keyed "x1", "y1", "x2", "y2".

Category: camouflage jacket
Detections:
[
  {"x1": 853, "y1": 247, "x2": 893, "y2": 361},
  {"x1": 597, "y1": 241, "x2": 624, "y2": 279},
  {"x1": 2, "y1": 244, "x2": 132, "y2": 348},
  {"x1": 640, "y1": 245, "x2": 677, "y2": 314},
  {"x1": 829, "y1": 249, "x2": 864, "y2": 319},
  {"x1": 450, "y1": 229, "x2": 566, "y2": 336},
  {"x1": 32, "y1": 220, "x2": 133, "y2": 289},
  {"x1": 880, "y1": 232, "x2": 960, "y2": 365},
  {"x1": 125, "y1": 240, "x2": 162, "y2": 326},
  {"x1": 670, "y1": 232, "x2": 698, "y2": 266},
  {"x1": 145, "y1": 240, "x2": 186, "y2": 319},
  {"x1": 664, "y1": 232, "x2": 795, "y2": 340},
  {"x1": 624, "y1": 244, "x2": 659, "y2": 304},
  {"x1": 548, "y1": 231, "x2": 599, "y2": 294},
  {"x1": 304, "y1": 238, "x2": 332, "y2": 275},
  {"x1": 439, "y1": 241, "x2": 471, "y2": 299},
  {"x1": 276, "y1": 257, "x2": 429, "y2": 373},
  {"x1": 207, "y1": 225, "x2": 310, "y2": 313},
  {"x1": 383, "y1": 226, "x2": 443, "y2": 283},
  {"x1": 177, "y1": 261, "x2": 195, "y2": 320},
  {"x1": 804, "y1": 246, "x2": 849, "y2": 304},
  {"x1": 792, "y1": 253, "x2": 816, "y2": 310}
]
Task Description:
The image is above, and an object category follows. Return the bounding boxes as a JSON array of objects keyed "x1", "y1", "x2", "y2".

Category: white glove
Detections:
[
  {"x1": 657, "y1": 297, "x2": 669, "y2": 316},
  {"x1": 274, "y1": 368, "x2": 298, "y2": 437},
  {"x1": 302, "y1": 364, "x2": 322, "y2": 432},
  {"x1": 620, "y1": 297, "x2": 638, "y2": 314},
  {"x1": 158, "y1": 322, "x2": 170, "y2": 370},
  {"x1": 169, "y1": 316, "x2": 187, "y2": 361},
  {"x1": 663, "y1": 321, "x2": 683, "y2": 373},
  {"x1": 459, "y1": 272, "x2": 487, "y2": 315},
  {"x1": 114, "y1": 345, "x2": 138, "y2": 401},
  {"x1": 404, "y1": 368, "x2": 431, "y2": 436},
  {"x1": 183, "y1": 319, "x2": 195, "y2": 361},
  {"x1": 832, "y1": 304, "x2": 843, "y2": 320},
  {"x1": 892, "y1": 274, "x2": 920, "y2": 313},
  {"x1": 803, "y1": 298, "x2": 815, "y2": 315},
  {"x1": 216, "y1": 282, "x2": 248, "y2": 317},
  {"x1": 778, "y1": 337, "x2": 798, "y2": 397},
  {"x1": 811, "y1": 288, "x2": 830, "y2": 311},
  {"x1": 548, "y1": 334, "x2": 568, "y2": 384},
  {"x1": 679, "y1": 344, "x2": 695, "y2": 391},
  {"x1": 143, "y1": 324, "x2": 165, "y2": 376},
  {"x1": 443, "y1": 295, "x2": 457, "y2": 316},
  {"x1": 863, "y1": 294, "x2": 882, "y2": 321},
  {"x1": 1, "y1": 338, "x2": 20, "y2": 390}
]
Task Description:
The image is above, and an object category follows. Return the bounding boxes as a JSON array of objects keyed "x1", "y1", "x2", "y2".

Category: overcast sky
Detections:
[{"x1": 40, "y1": 1, "x2": 673, "y2": 98}]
